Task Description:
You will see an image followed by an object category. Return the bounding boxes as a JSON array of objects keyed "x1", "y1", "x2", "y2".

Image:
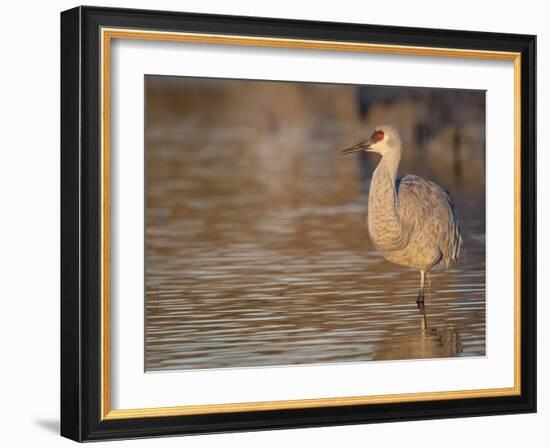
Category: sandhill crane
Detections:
[{"x1": 341, "y1": 125, "x2": 462, "y2": 304}]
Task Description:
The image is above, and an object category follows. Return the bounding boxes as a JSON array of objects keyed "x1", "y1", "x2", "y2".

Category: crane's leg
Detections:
[{"x1": 416, "y1": 270, "x2": 426, "y2": 306}]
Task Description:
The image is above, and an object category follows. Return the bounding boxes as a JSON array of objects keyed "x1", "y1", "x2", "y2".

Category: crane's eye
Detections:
[{"x1": 371, "y1": 130, "x2": 384, "y2": 143}]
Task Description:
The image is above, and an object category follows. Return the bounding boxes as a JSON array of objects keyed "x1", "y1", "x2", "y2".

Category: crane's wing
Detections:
[{"x1": 396, "y1": 175, "x2": 462, "y2": 266}]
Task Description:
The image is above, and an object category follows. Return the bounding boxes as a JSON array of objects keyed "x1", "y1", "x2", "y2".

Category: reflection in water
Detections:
[
  {"x1": 145, "y1": 77, "x2": 486, "y2": 371},
  {"x1": 372, "y1": 302, "x2": 462, "y2": 361}
]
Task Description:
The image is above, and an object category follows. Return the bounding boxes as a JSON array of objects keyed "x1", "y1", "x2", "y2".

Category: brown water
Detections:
[{"x1": 145, "y1": 78, "x2": 486, "y2": 371}]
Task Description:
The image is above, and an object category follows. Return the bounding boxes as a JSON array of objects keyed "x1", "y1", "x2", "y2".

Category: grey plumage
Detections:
[{"x1": 341, "y1": 125, "x2": 462, "y2": 304}]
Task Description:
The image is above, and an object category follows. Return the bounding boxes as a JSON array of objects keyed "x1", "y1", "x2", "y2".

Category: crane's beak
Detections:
[{"x1": 340, "y1": 139, "x2": 373, "y2": 155}]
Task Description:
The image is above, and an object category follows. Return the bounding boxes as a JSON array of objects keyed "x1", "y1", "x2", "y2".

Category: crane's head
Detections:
[{"x1": 341, "y1": 125, "x2": 402, "y2": 157}]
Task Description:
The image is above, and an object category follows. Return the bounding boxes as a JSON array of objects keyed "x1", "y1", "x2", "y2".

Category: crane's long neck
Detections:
[
  {"x1": 373, "y1": 151, "x2": 400, "y2": 186},
  {"x1": 368, "y1": 151, "x2": 404, "y2": 250},
  {"x1": 370, "y1": 151, "x2": 400, "y2": 210}
]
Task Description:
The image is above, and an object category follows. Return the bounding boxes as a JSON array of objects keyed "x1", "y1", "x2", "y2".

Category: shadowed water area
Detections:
[{"x1": 145, "y1": 77, "x2": 486, "y2": 371}]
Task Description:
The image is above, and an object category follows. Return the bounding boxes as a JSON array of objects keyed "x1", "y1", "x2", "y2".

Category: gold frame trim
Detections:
[{"x1": 100, "y1": 28, "x2": 522, "y2": 420}]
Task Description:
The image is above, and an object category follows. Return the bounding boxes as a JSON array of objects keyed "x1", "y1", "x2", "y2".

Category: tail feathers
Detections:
[{"x1": 443, "y1": 223, "x2": 462, "y2": 267}]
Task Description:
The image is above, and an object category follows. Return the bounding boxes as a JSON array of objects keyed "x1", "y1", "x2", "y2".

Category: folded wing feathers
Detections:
[{"x1": 397, "y1": 175, "x2": 462, "y2": 267}]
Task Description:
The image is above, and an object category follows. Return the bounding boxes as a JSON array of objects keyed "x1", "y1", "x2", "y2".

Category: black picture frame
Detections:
[{"x1": 61, "y1": 5, "x2": 536, "y2": 442}]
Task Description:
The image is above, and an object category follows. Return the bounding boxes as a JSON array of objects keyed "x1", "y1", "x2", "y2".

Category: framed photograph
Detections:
[{"x1": 61, "y1": 6, "x2": 536, "y2": 442}]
